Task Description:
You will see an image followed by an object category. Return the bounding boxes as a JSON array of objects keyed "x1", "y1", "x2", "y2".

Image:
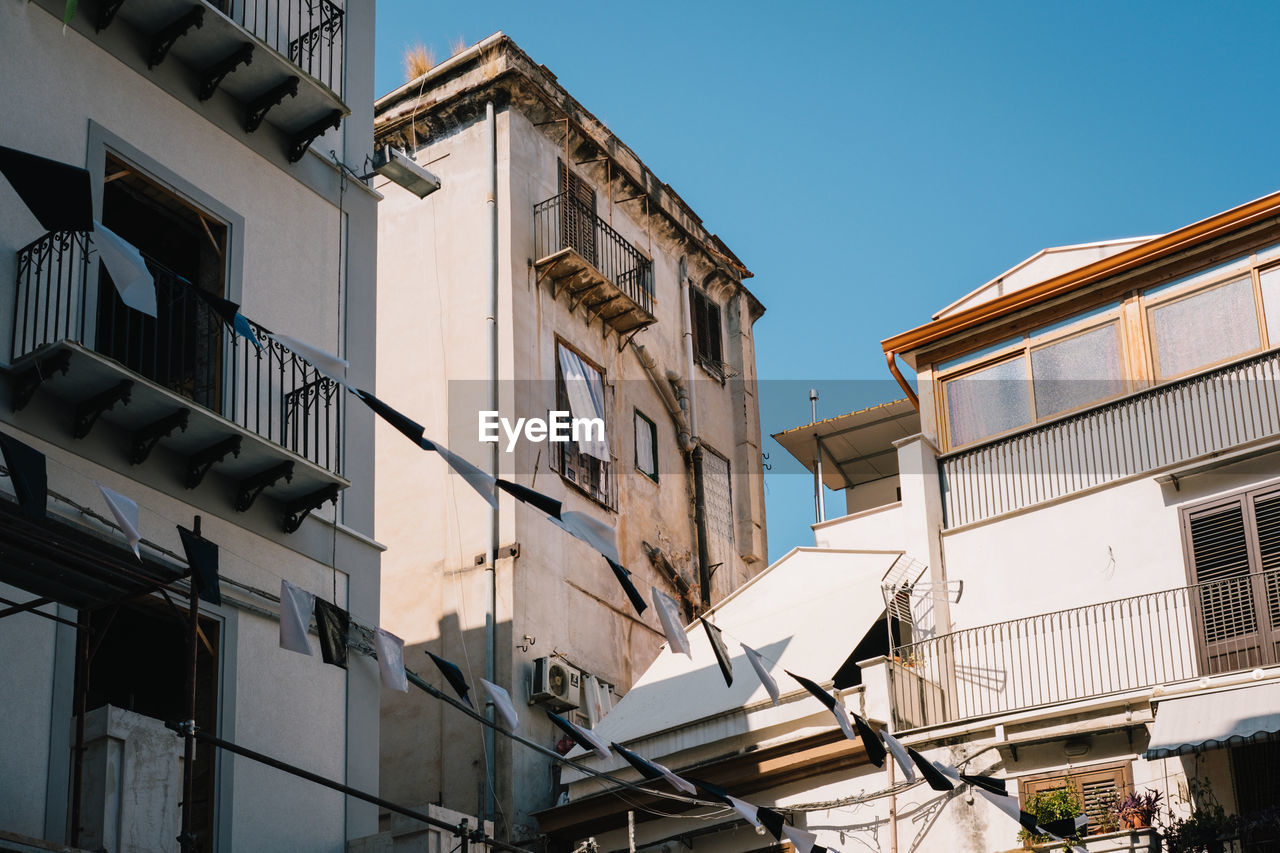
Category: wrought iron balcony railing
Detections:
[
  {"x1": 941, "y1": 347, "x2": 1280, "y2": 527},
  {"x1": 227, "y1": 0, "x2": 345, "y2": 96},
  {"x1": 533, "y1": 192, "x2": 655, "y2": 317},
  {"x1": 12, "y1": 230, "x2": 342, "y2": 474},
  {"x1": 889, "y1": 567, "x2": 1280, "y2": 731}
]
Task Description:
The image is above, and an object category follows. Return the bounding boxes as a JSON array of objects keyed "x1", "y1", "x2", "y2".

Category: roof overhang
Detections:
[{"x1": 772, "y1": 398, "x2": 919, "y2": 490}]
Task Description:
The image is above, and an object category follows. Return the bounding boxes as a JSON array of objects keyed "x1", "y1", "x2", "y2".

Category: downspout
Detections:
[
  {"x1": 629, "y1": 342, "x2": 694, "y2": 451},
  {"x1": 483, "y1": 100, "x2": 498, "y2": 828},
  {"x1": 680, "y1": 256, "x2": 712, "y2": 609},
  {"x1": 886, "y1": 351, "x2": 920, "y2": 410}
]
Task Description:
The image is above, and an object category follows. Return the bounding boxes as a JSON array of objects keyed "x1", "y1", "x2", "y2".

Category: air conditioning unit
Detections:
[{"x1": 530, "y1": 655, "x2": 581, "y2": 711}]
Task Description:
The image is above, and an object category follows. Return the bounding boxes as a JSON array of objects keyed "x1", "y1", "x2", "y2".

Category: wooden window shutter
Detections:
[
  {"x1": 1018, "y1": 762, "x2": 1132, "y2": 836},
  {"x1": 1187, "y1": 500, "x2": 1256, "y2": 643}
]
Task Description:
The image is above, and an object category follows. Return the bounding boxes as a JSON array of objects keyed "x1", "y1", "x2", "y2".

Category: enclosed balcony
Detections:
[
  {"x1": 8, "y1": 229, "x2": 346, "y2": 532},
  {"x1": 533, "y1": 192, "x2": 656, "y2": 339}
]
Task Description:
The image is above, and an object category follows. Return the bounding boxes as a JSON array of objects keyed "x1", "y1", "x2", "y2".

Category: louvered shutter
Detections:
[
  {"x1": 1019, "y1": 763, "x2": 1132, "y2": 837},
  {"x1": 558, "y1": 161, "x2": 597, "y2": 264},
  {"x1": 1253, "y1": 492, "x2": 1280, "y2": 642},
  {"x1": 1188, "y1": 502, "x2": 1256, "y2": 643}
]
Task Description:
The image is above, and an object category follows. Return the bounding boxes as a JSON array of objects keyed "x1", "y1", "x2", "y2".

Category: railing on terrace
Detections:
[
  {"x1": 941, "y1": 348, "x2": 1280, "y2": 527},
  {"x1": 218, "y1": 0, "x2": 345, "y2": 96},
  {"x1": 889, "y1": 567, "x2": 1280, "y2": 731},
  {"x1": 533, "y1": 192, "x2": 655, "y2": 316},
  {"x1": 12, "y1": 230, "x2": 342, "y2": 474}
]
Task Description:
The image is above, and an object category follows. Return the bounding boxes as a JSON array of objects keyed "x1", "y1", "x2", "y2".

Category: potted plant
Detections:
[
  {"x1": 1110, "y1": 789, "x2": 1163, "y2": 830},
  {"x1": 1018, "y1": 785, "x2": 1085, "y2": 849}
]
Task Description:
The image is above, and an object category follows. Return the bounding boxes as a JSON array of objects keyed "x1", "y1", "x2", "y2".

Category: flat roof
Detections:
[{"x1": 772, "y1": 398, "x2": 919, "y2": 490}]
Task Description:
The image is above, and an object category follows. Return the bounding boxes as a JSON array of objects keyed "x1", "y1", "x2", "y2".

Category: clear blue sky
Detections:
[{"x1": 375, "y1": 1, "x2": 1280, "y2": 560}]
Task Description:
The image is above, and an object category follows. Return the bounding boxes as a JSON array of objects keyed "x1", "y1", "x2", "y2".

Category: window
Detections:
[
  {"x1": 689, "y1": 287, "x2": 723, "y2": 376},
  {"x1": 558, "y1": 160, "x2": 597, "y2": 264},
  {"x1": 634, "y1": 410, "x2": 657, "y2": 481},
  {"x1": 701, "y1": 445, "x2": 736, "y2": 594},
  {"x1": 552, "y1": 341, "x2": 613, "y2": 507},
  {"x1": 1181, "y1": 485, "x2": 1280, "y2": 674},
  {"x1": 1232, "y1": 740, "x2": 1280, "y2": 816},
  {"x1": 1148, "y1": 275, "x2": 1260, "y2": 379},
  {"x1": 1019, "y1": 762, "x2": 1133, "y2": 835}
]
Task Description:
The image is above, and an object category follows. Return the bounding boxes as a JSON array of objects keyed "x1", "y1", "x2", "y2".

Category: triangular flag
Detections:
[
  {"x1": 375, "y1": 628, "x2": 408, "y2": 692},
  {"x1": 728, "y1": 795, "x2": 762, "y2": 828},
  {"x1": 611, "y1": 742, "x2": 697, "y2": 794},
  {"x1": 974, "y1": 787, "x2": 1042, "y2": 836},
  {"x1": 267, "y1": 332, "x2": 348, "y2": 387},
  {"x1": 546, "y1": 710, "x2": 610, "y2": 758},
  {"x1": 177, "y1": 525, "x2": 221, "y2": 605},
  {"x1": 481, "y1": 678, "x2": 520, "y2": 733},
  {"x1": 558, "y1": 511, "x2": 620, "y2": 564},
  {"x1": 0, "y1": 146, "x2": 92, "y2": 232},
  {"x1": 742, "y1": 644, "x2": 779, "y2": 705},
  {"x1": 686, "y1": 778, "x2": 759, "y2": 828},
  {"x1": 852, "y1": 713, "x2": 887, "y2": 767},
  {"x1": 1040, "y1": 815, "x2": 1088, "y2": 839},
  {"x1": 652, "y1": 587, "x2": 691, "y2": 657},
  {"x1": 314, "y1": 598, "x2": 349, "y2": 668},
  {"x1": 426, "y1": 650, "x2": 473, "y2": 707},
  {"x1": 583, "y1": 673, "x2": 606, "y2": 728},
  {"x1": 961, "y1": 773, "x2": 1008, "y2": 796},
  {"x1": 787, "y1": 671, "x2": 857, "y2": 741},
  {"x1": 93, "y1": 222, "x2": 157, "y2": 317},
  {"x1": 757, "y1": 807, "x2": 786, "y2": 841},
  {"x1": 781, "y1": 824, "x2": 818, "y2": 853},
  {"x1": 699, "y1": 617, "x2": 733, "y2": 687},
  {"x1": 0, "y1": 433, "x2": 47, "y2": 520},
  {"x1": 356, "y1": 388, "x2": 425, "y2": 445},
  {"x1": 881, "y1": 729, "x2": 915, "y2": 783},
  {"x1": 906, "y1": 747, "x2": 953, "y2": 791},
  {"x1": 607, "y1": 559, "x2": 647, "y2": 615},
  {"x1": 424, "y1": 439, "x2": 498, "y2": 509},
  {"x1": 496, "y1": 478, "x2": 562, "y2": 518},
  {"x1": 279, "y1": 579, "x2": 314, "y2": 655},
  {"x1": 97, "y1": 483, "x2": 141, "y2": 558},
  {"x1": 191, "y1": 289, "x2": 263, "y2": 351}
]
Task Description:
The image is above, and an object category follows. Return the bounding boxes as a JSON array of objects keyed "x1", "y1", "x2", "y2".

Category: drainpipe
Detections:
[
  {"x1": 810, "y1": 389, "x2": 825, "y2": 524},
  {"x1": 680, "y1": 256, "x2": 711, "y2": 609},
  {"x1": 630, "y1": 342, "x2": 694, "y2": 451},
  {"x1": 885, "y1": 351, "x2": 920, "y2": 410},
  {"x1": 483, "y1": 99, "x2": 498, "y2": 828}
]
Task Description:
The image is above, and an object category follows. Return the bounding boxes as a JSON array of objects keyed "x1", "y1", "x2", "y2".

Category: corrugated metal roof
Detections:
[{"x1": 772, "y1": 398, "x2": 919, "y2": 490}]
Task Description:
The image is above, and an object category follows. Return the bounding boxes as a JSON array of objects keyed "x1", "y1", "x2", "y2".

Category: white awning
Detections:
[{"x1": 1144, "y1": 680, "x2": 1280, "y2": 759}]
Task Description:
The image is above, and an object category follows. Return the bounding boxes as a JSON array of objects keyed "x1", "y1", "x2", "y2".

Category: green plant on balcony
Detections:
[
  {"x1": 1107, "y1": 788, "x2": 1163, "y2": 830},
  {"x1": 1017, "y1": 783, "x2": 1085, "y2": 848},
  {"x1": 1160, "y1": 780, "x2": 1233, "y2": 853}
]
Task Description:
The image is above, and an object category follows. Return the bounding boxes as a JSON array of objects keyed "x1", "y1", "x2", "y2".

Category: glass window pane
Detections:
[
  {"x1": 1259, "y1": 267, "x2": 1280, "y2": 345},
  {"x1": 1031, "y1": 323, "x2": 1125, "y2": 418},
  {"x1": 1150, "y1": 277, "x2": 1259, "y2": 379},
  {"x1": 946, "y1": 357, "x2": 1030, "y2": 446},
  {"x1": 635, "y1": 412, "x2": 656, "y2": 478}
]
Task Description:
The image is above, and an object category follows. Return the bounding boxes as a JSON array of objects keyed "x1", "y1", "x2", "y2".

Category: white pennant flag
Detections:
[
  {"x1": 562, "y1": 713, "x2": 611, "y2": 758},
  {"x1": 96, "y1": 483, "x2": 141, "y2": 558},
  {"x1": 267, "y1": 332, "x2": 349, "y2": 387},
  {"x1": 279, "y1": 579, "x2": 314, "y2": 655},
  {"x1": 727, "y1": 795, "x2": 761, "y2": 828},
  {"x1": 741, "y1": 643, "x2": 780, "y2": 705},
  {"x1": 648, "y1": 757, "x2": 697, "y2": 795},
  {"x1": 375, "y1": 628, "x2": 408, "y2": 692},
  {"x1": 882, "y1": 729, "x2": 916, "y2": 782},
  {"x1": 651, "y1": 587, "x2": 691, "y2": 657},
  {"x1": 559, "y1": 511, "x2": 620, "y2": 564},
  {"x1": 481, "y1": 678, "x2": 520, "y2": 733},
  {"x1": 93, "y1": 221, "x2": 156, "y2": 317},
  {"x1": 583, "y1": 674, "x2": 606, "y2": 728},
  {"x1": 832, "y1": 704, "x2": 858, "y2": 743},
  {"x1": 781, "y1": 825, "x2": 819, "y2": 853},
  {"x1": 428, "y1": 440, "x2": 498, "y2": 509},
  {"x1": 976, "y1": 787, "x2": 1025, "y2": 828}
]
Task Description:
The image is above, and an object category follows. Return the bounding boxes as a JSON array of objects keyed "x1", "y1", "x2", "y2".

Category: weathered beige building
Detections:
[{"x1": 371, "y1": 33, "x2": 768, "y2": 843}]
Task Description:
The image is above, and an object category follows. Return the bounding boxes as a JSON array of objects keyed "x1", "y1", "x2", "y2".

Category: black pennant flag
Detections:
[
  {"x1": 961, "y1": 773, "x2": 1008, "y2": 796},
  {"x1": 787, "y1": 671, "x2": 836, "y2": 711},
  {"x1": 0, "y1": 433, "x2": 46, "y2": 520},
  {"x1": 852, "y1": 713, "x2": 887, "y2": 768},
  {"x1": 699, "y1": 617, "x2": 733, "y2": 687},
  {"x1": 314, "y1": 598, "x2": 349, "y2": 668},
  {"x1": 906, "y1": 746, "x2": 954, "y2": 792},
  {"x1": 426, "y1": 650, "x2": 474, "y2": 707},
  {"x1": 685, "y1": 776, "x2": 731, "y2": 805},
  {"x1": 756, "y1": 807, "x2": 786, "y2": 841},
  {"x1": 496, "y1": 478, "x2": 563, "y2": 519},
  {"x1": 177, "y1": 525, "x2": 221, "y2": 605},
  {"x1": 606, "y1": 558, "x2": 648, "y2": 615},
  {"x1": 1040, "y1": 815, "x2": 1086, "y2": 838},
  {"x1": 356, "y1": 388, "x2": 426, "y2": 445},
  {"x1": 611, "y1": 742, "x2": 664, "y2": 782},
  {"x1": 0, "y1": 146, "x2": 92, "y2": 233},
  {"x1": 545, "y1": 710, "x2": 609, "y2": 757}
]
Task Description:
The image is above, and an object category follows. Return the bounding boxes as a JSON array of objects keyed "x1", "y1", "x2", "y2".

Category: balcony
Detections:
[
  {"x1": 65, "y1": 0, "x2": 348, "y2": 161},
  {"x1": 941, "y1": 347, "x2": 1280, "y2": 528},
  {"x1": 533, "y1": 193, "x2": 656, "y2": 339},
  {"x1": 9, "y1": 230, "x2": 346, "y2": 532},
  {"x1": 888, "y1": 567, "x2": 1280, "y2": 731}
]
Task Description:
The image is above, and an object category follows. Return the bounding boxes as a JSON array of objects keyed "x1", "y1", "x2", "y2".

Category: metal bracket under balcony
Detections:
[
  {"x1": 535, "y1": 248, "x2": 657, "y2": 336},
  {"x1": 5, "y1": 341, "x2": 349, "y2": 533}
]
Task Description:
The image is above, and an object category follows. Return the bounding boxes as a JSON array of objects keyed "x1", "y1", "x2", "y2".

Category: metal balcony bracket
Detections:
[
  {"x1": 235, "y1": 461, "x2": 293, "y2": 512},
  {"x1": 73, "y1": 380, "x2": 133, "y2": 439},
  {"x1": 96, "y1": 0, "x2": 126, "y2": 31},
  {"x1": 244, "y1": 77, "x2": 299, "y2": 133},
  {"x1": 616, "y1": 326, "x2": 647, "y2": 353},
  {"x1": 198, "y1": 42, "x2": 254, "y2": 101},
  {"x1": 129, "y1": 408, "x2": 189, "y2": 465},
  {"x1": 281, "y1": 483, "x2": 339, "y2": 534},
  {"x1": 10, "y1": 349, "x2": 72, "y2": 412},
  {"x1": 148, "y1": 7, "x2": 204, "y2": 69},
  {"x1": 185, "y1": 436, "x2": 241, "y2": 490},
  {"x1": 286, "y1": 110, "x2": 342, "y2": 163}
]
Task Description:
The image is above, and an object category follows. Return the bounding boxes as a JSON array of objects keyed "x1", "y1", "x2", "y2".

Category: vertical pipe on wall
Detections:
[
  {"x1": 680, "y1": 257, "x2": 711, "y2": 608},
  {"x1": 483, "y1": 100, "x2": 499, "y2": 828}
]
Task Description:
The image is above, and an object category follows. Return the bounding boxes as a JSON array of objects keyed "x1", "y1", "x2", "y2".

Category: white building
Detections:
[
  {"x1": 0, "y1": 1, "x2": 380, "y2": 850},
  {"x1": 537, "y1": 192, "x2": 1280, "y2": 851},
  {"x1": 371, "y1": 34, "x2": 768, "y2": 844}
]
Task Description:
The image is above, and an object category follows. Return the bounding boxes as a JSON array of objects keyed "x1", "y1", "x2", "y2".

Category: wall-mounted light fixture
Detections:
[{"x1": 367, "y1": 146, "x2": 441, "y2": 198}]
